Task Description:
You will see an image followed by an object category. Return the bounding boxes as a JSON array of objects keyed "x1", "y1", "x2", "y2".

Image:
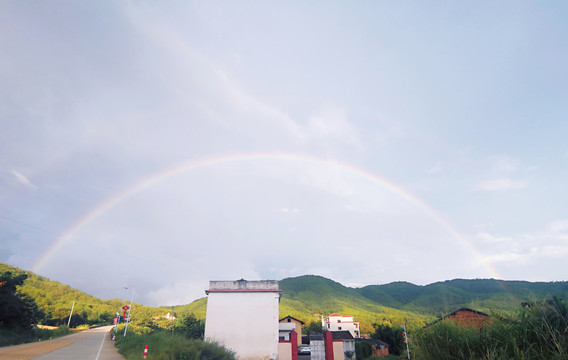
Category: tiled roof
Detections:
[
  {"x1": 279, "y1": 315, "x2": 305, "y2": 325},
  {"x1": 331, "y1": 330, "x2": 354, "y2": 340}
]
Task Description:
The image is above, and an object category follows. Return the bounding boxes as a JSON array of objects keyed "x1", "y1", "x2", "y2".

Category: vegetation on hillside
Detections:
[
  {"x1": 413, "y1": 298, "x2": 568, "y2": 359},
  {"x1": 0, "y1": 263, "x2": 173, "y2": 327},
  {"x1": 278, "y1": 275, "x2": 432, "y2": 333},
  {"x1": 358, "y1": 278, "x2": 568, "y2": 316},
  {"x1": 4, "y1": 261, "x2": 568, "y2": 358}
]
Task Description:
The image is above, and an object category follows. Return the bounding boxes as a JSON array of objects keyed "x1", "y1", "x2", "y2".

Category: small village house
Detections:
[
  {"x1": 428, "y1": 307, "x2": 492, "y2": 329},
  {"x1": 279, "y1": 315, "x2": 305, "y2": 347},
  {"x1": 323, "y1": 313, "x2": 360, "y2": 337}
]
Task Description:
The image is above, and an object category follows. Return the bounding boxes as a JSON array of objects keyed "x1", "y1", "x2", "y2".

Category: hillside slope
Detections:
[
  {"x1": 277, "y1": 275, "x2": 431, "y2": 333},
  {"x1": 5, "y1": 262, "x2": 567, "y2": 334},
  {"x1": 0, "y1": 263, "x2": 167, "y2": 326},
  {"x1": 357, "y1": 278, "x2": 568, "y2": 316}
]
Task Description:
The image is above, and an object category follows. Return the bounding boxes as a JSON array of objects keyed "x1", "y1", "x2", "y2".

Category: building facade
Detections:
[
  {"x1": 204, "y1": 279, "x2": 282, "y2": 360},
  {"x1": 279, "y1": 315, "x2": 305, "y2": 347},
  {"x1": 323, "y1": 313, "x2": 360, "y2": 338}
]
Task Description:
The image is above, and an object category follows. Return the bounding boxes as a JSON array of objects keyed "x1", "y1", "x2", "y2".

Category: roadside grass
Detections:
[
  {"x1": 0, "y1": 326, "x2": 73, "y2": 346},
  {"x1": 114, "y1": 328, "x2": 235, "y2": 360}
]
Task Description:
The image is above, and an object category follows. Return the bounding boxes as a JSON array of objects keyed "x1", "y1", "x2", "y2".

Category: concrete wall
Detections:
[
  {"x1": 278, "y1": 343, "x2": 292, "y2": 360},
  {"x1": 204, "y1": 281, "x2": 281, "y2": 360},
  {"x1": 310, "y1": 339, "x2": 325, "y2": 360},
  {"x1": 332, "y1": 342, "x2": 344, "y2": 360}
]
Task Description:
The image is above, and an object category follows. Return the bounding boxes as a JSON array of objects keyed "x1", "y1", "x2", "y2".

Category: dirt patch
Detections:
[
  {"x1": 0, "y1": 340, "x2": 73, "y2": 360},
  {"x1": 35, "y1": 325, "x2": 59, "y2": 330}
]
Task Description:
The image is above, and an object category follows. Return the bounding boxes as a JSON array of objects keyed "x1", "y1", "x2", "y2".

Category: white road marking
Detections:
[{"x1": 95, "y1": 328, "x2": 107, "y2": 360}]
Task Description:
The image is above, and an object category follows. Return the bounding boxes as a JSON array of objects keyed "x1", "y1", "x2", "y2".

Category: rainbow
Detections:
[{"x1": 33, "y1": 152, "x2": 500, "y2": 278}]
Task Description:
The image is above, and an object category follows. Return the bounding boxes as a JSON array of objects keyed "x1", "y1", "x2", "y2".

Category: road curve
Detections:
[{"x1": 0, "y1": 326, "x2": 124, "y2": 360}]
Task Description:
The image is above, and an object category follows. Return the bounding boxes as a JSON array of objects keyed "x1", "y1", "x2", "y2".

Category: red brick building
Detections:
[{"x1": 431, "y1": 307, "x2": 492, "y2": 329}]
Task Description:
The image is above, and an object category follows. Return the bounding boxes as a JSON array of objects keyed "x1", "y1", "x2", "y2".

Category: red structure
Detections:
[
  {"x1": 429, "y1": 307, "x2": 492, "y2": 329},
  {"x1": 324, "y1": 330, "x2": 334, "y2": 360},
  {"x1": 278, "y1": 329, "x2": 298, "y2": 360},
  {"x1": 290, "y1": 330, "x2": 298, "y2": 360}
]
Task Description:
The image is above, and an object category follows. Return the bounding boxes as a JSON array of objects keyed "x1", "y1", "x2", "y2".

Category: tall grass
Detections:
[
  {"x1": 114, "y1": 330, "x2": 235, "y2": 360},
  {"x1": 413, "y1": 299, "x2": 568, "y2": 360}
]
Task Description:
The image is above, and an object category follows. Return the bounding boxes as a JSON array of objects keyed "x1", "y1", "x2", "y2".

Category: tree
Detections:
[
  {"x1": 0, "y1": 271, "x2": 43, "y2": 329},
  {"x1": 173, "y1": 313, "x2": 205, "y2": 339},
  {"x1": 371, "y1": 324, "x2": 404, "y2": 355},
  {"x1": 303, "y1": 320, "x2": 323, "y2": 335}
]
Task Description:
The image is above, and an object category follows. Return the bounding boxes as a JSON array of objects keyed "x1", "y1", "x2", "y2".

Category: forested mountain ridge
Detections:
[
  {"x1": 3, "y1": 262, "x2": 568, "y2": 334},
  {"x1": 178, "y1": 275, "x2": 568, "y2": 333},
  {"x1": 0, "y1": 263, "x2": 168, "y2": 327},
  {"x1": 357, "y1": 278, "x2": 568, "y2": 315}
]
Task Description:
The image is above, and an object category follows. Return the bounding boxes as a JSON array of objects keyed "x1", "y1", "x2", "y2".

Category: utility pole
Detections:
[
  {"x1": 124, "y1": 288, "x2": 135, "y2": 337},
  {"x1": 403, "y1": 322, "x2": 410, "y2": 360},
  {"x1": 67, "y1": 301, "x2": 75, "y2": 328}
]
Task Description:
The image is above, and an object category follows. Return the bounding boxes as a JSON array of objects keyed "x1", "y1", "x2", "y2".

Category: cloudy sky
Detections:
[{"x1": 1, "y1": 1, "x2": 568, "y2": 306}]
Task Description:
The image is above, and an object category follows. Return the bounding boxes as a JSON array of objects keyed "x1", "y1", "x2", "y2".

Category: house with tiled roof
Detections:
[
  {"x1": 427, "y1": 307, "x2": 492, "y2": 329},
  {"x1": 279, "y1": 315, "x2": 305, "y2": 347}
]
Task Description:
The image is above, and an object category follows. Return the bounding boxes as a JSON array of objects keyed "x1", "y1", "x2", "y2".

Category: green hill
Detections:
[
  {"x1": 277, "y1": 275, "x2": 431, "y2": 333},
  {"x1": 4, "y1": 262, "x2": 568, "y2": 335},
  {"x1": 357, "y1": 278, "x2": 568, "y2": 316},
  {"x1": 0, "y1": 263, "x2": 168, "y2": 327}
]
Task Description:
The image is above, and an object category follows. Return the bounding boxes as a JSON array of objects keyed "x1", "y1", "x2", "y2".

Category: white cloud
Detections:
[
  {"x1": 10, "y1": 170, "x2": 38, "y2": 190},
  {"x1": 426, "y1": 161, "x2": 442, "y2": 174},
  {"x1": 489, "y1": 155, "x2": 521, "y2": 174},
  {"x1": 545, "y1": 220, "x2": 568, "y2": 234},
  {"x1": 477, "y1": 232, "x2": 511, "y2": 243},
  {"x1": 305, "y1": 105, "x2": 362, "y2": 149},
  {"x1": 475, "y1": 219, "x2": 568, "y2": 271},
  {"x1": 146, "y1": 280, "x2": 209, "y2": 306},
  {"x1": 474, "y1": 178, "x2": 527, "y2": 192}
]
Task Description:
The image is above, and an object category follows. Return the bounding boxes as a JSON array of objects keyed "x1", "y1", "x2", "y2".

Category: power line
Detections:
[{"x1": 0, "y1": 215, "x2": 61, "y2": 236}]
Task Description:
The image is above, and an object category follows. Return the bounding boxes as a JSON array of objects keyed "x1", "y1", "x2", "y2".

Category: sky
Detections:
[{"x1": 1, "y1": 1, "x2": 568, "y2": 306}]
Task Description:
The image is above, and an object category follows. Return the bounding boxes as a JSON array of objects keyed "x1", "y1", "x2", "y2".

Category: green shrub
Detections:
[
  {"x1": 115, "y1": 331, "x2": 235, "y2": 360},
  {"x1": 355, "y1": 341, "x2": 374, "y2": 359}
]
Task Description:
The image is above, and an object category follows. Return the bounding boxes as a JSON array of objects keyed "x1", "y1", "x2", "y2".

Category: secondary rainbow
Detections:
[{"x1": 32, "y1": 152, "x2": 500, "y2": 278}]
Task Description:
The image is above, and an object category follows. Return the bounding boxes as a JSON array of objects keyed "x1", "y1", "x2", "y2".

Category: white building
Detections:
[
  {"x1": 204, "y1": 279, "x2": 282, "y2": 360},
  {"x1": 323, "y1": 313, "x2": 360, "y2": 337}
]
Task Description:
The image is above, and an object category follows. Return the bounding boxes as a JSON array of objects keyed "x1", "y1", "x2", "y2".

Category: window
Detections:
[
  {"x1": 338, "y1": 326, "x2": 342, "y2": 330},
  {"x1": 338, "y1": 320, "x2": 341, "y2": 323},
  {"x1": 287, "y1": 319, "x2": 291, "y2": 322}
]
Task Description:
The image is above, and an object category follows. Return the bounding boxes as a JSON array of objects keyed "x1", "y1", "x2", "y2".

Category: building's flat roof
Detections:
[{"x1": 205, "y1": 279, "x2": 281, "y2": 294}]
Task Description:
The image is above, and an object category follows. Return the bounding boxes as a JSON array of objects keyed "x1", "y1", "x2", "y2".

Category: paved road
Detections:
[
  {"x1": 33, "y1": 326, "x2": 124, "y2": 360},
  {"x1": 0, "y1": 326, "x2": 124, "y2": 360}
]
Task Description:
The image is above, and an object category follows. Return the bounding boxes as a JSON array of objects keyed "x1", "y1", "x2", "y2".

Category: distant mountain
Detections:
[
  {"x1": 175, "y1": 275, "x2": 432, "y2": 333},
  {"x1": 4, "y1": 262, "x2": 567, "y2": 334},
  {"x1": 357, "y1": 278, "x2": 568, "y2": 316}
]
